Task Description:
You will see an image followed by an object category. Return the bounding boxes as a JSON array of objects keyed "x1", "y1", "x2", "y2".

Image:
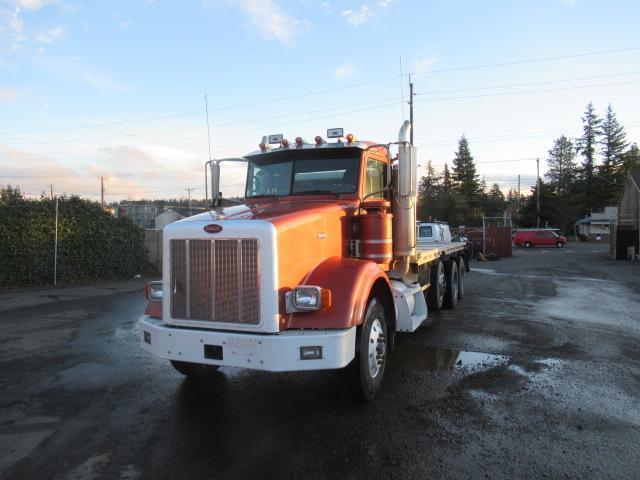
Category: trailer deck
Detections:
[{"x1": 411, "y1": 242, "x2": 467, "y2": 266}]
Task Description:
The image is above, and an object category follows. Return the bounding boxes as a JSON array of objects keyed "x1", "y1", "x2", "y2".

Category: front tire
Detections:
[
  {"x1": 170, "y1": 360, "x2": 219, "y2": 378},
  {"x1": 556, "y1": 241, "x2": 564, "y2": 248},
  {"x1": 357, "y1": 297, "x2": 387, "y2": 401}
]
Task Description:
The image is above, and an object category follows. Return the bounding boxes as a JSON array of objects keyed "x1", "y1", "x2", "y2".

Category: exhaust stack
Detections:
[{"x1": 393, "y1": 120, "x2": 417, "y2": 259}]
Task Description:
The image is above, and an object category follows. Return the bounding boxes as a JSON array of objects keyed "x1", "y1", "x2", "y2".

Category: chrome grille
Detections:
[{"x1": 170, "y1": 238, "x2": 260, "y2": 324}]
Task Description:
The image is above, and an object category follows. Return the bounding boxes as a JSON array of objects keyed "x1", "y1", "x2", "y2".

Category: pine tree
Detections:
[
  {"x1": 484, "y1": 183, "x2": 505, "y2": 216},
  {"x1": 442, "y1": 163, "x2": 452, "y2": 189},
  {"x1": 620, "y1": 143, "x2": 640, "y2": 174},
  {"x1": 417, "y1": 160, "x2": 439, "y2": 220},
  {"x1": 600, "y1": 104, "x2": 628, "y2": 177},
  {"x1": 576, "y1": 102, "x2": 602, "y2": 211},
  {"x1": 546, "y1": 135, "x2": 577, "y2": 194},
  {"x1": 451, "y1": 136, "x2": 481, "y2": 201}
]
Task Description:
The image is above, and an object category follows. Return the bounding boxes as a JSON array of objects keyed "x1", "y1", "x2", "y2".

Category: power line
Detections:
[
  {"x1": 415, "y1": 79, "x2": 640, "y2": 104},
  {"x1": 415, "y1": 71, "x2": 640, "y2": 96},
  {"x1": 2, "y1": 45, "x2": 638, "y2": 136}
]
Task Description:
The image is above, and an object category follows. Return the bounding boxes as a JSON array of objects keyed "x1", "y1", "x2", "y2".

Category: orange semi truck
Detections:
[{"x1": 138, "y1": 122, "x2": 468, "y2": 399}]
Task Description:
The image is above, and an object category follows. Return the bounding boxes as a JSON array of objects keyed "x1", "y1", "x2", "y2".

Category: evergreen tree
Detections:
[
  {"x1": 483, "y1": 183, "x2": 505, "y2": 216},
  {"x1": 575, "y1": 102, "x2": 602, "y2": 212},
  {"x1": 451, "y1": 136, "x2": 481, "y2": 201},
  {"x1": 417, "y1": 160, "x2": 439, "y2": 220},
  {"x1": 600, "y1": 104, "x2": 628, "y2": 173},
  {"x1": 620, "y1": 143, "x2": 640, "y2": 174},
  {"x1": 441, "y1": 162, "x2": 452, "y2": 189},
  {"x1": 545, "y1": 135, "x2": 577, "y2": 194}
]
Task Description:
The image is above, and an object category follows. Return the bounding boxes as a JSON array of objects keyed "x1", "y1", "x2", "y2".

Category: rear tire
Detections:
[
  {"x1": 457, "y1": 258, "x2": 465, "y2": 300},
  {"x1": 170, "y1": 360, "x2": 219, "y2": 378},
  {"x1": 356, "y1": 297, "x2": 387, "y2": 401},
  {"x1": 426, "y1": 260, "x2": 445, "y2": 312},
  {"x1": 524, "y1": 241, "x2": 532, "y2": 248},
  {"x1": 444, "y1": 260, "x2": 458, "y2": 309}
]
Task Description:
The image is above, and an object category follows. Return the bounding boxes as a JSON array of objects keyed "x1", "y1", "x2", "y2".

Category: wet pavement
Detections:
[{"x1": 1, "y1": 243, "x2": 639, "y2": 479}]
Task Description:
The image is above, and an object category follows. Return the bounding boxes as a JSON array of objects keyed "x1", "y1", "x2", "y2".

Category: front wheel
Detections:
[
  {"x1": 556, "y1": 241, "x2": 564, "y2": 248},
  {"x1": 170, "y1": 360, "x2": 219, "y2": 378},
  {"x1": 356, "y1": 297, "x2": 387, "y2": 401}
]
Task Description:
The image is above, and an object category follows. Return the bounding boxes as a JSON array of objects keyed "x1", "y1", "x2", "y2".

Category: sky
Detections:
[{"x1": 1, "y1": 0, "x2": 639, "y2": 202}]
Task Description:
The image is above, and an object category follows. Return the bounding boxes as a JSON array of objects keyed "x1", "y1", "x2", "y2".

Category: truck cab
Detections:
[
  {"x1": 139, "y1": 124, "x2": 468, "y2": 399},
  {"x1": 417, "y1": 222, "x2": 453, "y2": 244}
]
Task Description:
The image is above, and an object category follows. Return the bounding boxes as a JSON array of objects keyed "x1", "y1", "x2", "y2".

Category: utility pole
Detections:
[
  {"x1": 408, "y1": 76, "x2": 414, "y2": 145},
  {"x1": 517, "y1": 174, "x2": 520, "y2": 216},
  {"x1": 536, "y1": 158, "x2": 541, "y2": 228},
  {"x1": 49, "y1": 184, "x2": 54, "y2": 201},
  {"x1": 100, "y1": 176, "x2": 105, "y2": 207},
  {"x1": 185, "y1": 188, "x2": 196, "y2": 216}
]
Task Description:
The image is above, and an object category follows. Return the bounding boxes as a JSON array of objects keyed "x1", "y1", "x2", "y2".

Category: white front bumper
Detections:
[{"x1": 138, "y1": 317, "x2": 356, "y2": 372}]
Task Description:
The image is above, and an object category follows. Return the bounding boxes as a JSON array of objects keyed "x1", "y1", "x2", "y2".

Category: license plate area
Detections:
[{"x1": 204, "y1": 344, "x2": 223, "y2": 360}]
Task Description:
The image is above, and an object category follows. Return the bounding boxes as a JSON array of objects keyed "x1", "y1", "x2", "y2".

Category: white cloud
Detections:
[
  {"x1": 35, "y1": 25, "x2": 66, "y2": 44},
  {"x1": 119, "y1": 19, "x2": 131, "y2": 30},
  {"x1": 412, "y1": 57, "x2": 437, "y2": 74},
  {"x1": 341, "y1": 5, "x2": 373, "y2": 27},
  {"x1": 561, "y1": 0, "x2": 576, "y2": 5},
  {"x1": 320, "y1": 2, "x2": 333, "y2": 14},
  {"x1": 377, "y1": 0, "x2": 397, "y2": 7},
  {"x1": 226, "y1": 0, "x2": 309, "y2": 45},
  {"x1": 334, "y1": 63, "x2": 356, "y2": 79},
  {"x1": 1, "y1": 6, "x2": 29, "y2": 51},
  {"x1": 12, "y1": 0, "x2": 58, "y2": 10}
]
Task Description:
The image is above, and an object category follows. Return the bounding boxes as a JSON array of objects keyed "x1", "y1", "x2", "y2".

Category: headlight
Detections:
[
  {"x1": 285, "y1": 286, "x2": 331, "y2": 312},
  {"x1": 144, "y1": 281, "x2": 163, "y2": 301}
]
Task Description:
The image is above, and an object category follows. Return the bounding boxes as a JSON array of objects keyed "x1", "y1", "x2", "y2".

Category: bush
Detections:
[{"x1": 0, "y1": 187, "x2": 153, "y2": 287}]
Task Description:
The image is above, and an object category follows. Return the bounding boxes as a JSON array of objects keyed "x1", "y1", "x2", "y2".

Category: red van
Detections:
[{"x1": 514, "y1": 230, "x2": 566, "y2": 248}]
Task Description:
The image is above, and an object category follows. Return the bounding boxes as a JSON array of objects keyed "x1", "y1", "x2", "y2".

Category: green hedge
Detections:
[{"x1": 0, "y1": 189, "x2": 153, "y2": 287}]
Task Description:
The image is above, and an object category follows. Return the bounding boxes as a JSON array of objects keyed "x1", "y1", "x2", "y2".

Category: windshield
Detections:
[{"x1": 245, "y1": 148, "x2": 361, "y2": 198}]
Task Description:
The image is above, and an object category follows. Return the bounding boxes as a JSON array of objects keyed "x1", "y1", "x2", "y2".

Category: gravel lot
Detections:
[{"x1": 1, "y1": 243, "x2": 639, "y2": 479}]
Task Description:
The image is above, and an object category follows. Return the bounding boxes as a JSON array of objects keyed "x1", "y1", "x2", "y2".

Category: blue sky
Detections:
[{"x1": 1, "y1": 0, "x2": 639, "y2": 200}]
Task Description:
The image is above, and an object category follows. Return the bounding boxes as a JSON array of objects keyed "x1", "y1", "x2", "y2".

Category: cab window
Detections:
[
  {"x1": 364, "y1": 158, "x2": 387, "y2": 198},
  {"x1": 419, "y1": 225, "x2": 433, "y2": 237}
]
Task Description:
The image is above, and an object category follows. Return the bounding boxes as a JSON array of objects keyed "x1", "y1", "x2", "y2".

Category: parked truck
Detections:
[{"x1": 139, "y1": 122, "x2": 468, "y2": 399}]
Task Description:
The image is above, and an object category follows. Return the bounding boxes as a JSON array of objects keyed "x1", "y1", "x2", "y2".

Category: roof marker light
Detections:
[
  {"x1": 315, "y1": 135, "x2": 325, "y2": 146},
  {"x1": 346, "y1": 133, "x2": 354, "y2": 143},
  {"x1": 259, "y1": 135, "x2": 269, "y2": 151},
  {"x1": 327, "y1": 128, "x2": 343, "y2": 138},
  {"x1": 268, "y1": 134, "x2": 284, "y2": 144},
  {"x1": 295, "y1": 136, "x2": 304, "y2": 146},
  {"x1": 281, "y1": 138, "x2": 289, "y2": 148}
]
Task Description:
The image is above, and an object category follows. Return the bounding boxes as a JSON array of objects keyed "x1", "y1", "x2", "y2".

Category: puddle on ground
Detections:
[{"x1": 390, "y1": 344, "x2": 508, "y2": 372}]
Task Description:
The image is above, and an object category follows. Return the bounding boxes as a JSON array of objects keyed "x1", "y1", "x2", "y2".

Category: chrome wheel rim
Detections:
[
  {"x1": 437, "y1": 266, "x2": 445, "y2": 305},
  {"x1": 368, "y1": 318, "x2": 385, "y2": 378}
]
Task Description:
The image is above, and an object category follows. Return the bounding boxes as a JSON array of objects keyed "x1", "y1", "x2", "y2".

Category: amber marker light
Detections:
[
  {"x1": 346, "y1": 133, "x2": 354, "y2": 143},
  {"x1": 281, "y1": 138, "x2": 289, "y2": 148},
  {"x1": 295, "y1": 137, "x2": 304, "y2": 146}
]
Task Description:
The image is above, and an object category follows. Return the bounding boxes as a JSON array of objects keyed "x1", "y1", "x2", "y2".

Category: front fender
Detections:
[{"x1": 281, "y1": 256, "x2": 391, "y2": 330}]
